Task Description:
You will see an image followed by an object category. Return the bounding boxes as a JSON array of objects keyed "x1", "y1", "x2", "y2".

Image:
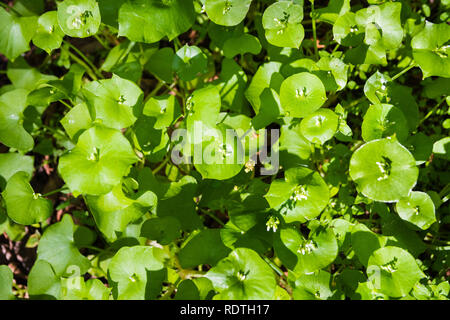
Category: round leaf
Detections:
[
  {"x1": 32, "y1": 11, "x2": 64, "y2": 53},
  {"x1": 205, "y1": 0, "x2": 252, "y2": 27},
  {"x1": 300, "y1": 108, "x2": 339, "y2": 144},
  {"x1": 57, "y1": 0, "x2": 101, "y2": 38},
  {"x1": 361, "y1": 104, "x2": 408, "y2": 143},
  {"x1": 396, "y1": 191, "x2": 436, "y2": 230}
]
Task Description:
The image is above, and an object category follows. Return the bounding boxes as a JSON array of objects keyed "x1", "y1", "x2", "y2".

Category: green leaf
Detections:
[
  {"x1": 351, "y1": 223, "x2": 386, "y2": 267},
  {"x1": 411, "y1": 22, "x2": 450, "y2": 78},
  {"x1": 361, "y1": 104, "x2": 408, "y2": 143},
  {"x1": 140, "y1": 216, "x2": 181, "y2": 245},
  {"x1": 406, "y1": 133, "x2": 433, "y2": 165},
  {"x1": 28, "y1": 260, "x2": 61, "y2": 300},
  {"x1": 2, "y1": 172, "x2": 52, "y2": 225},
  {"x1": 179, "y1": 229, "x2": 231, "y2": 269},
  {"x1": 82, "y1": 74, "x2": 144, "y2": 130},
  {"x1": 349, "y1": 138, "x2": 418, "y2": 202},
  {"x1": 396, "y1": 191, "x2": 436, "y2": 230},
  {"x1": 108, "y1": 246, "x2": 165, "y2": 300},
  {"x1": 274, "y1": 226, "x2": 338, "y2": 274},
  {"x1": 245, "y1": 62, "x2": 284, "y2": 114},
  {"x1": 0, "y1": 8, "x2": 37, "y2": 61},
  {"x1": 262, "y1": 1, "x2": 304, "y2": 48},
  {"x1": 300, "y1": 108, "x2": 339, "y2": 144},
  {"x1": 61, "y1": 277, "x2": 110, "y2": 300},
  {"x1": 145, "y1": 47, "x2": 175, "y2": 83},
  {"x1": 118, "y1": 0, "x2": 195, "y2": 43},
  {"x1": 0, "y1": 153, "x2": 33, "y2": 190},
  {"x1": 86, "y1": 184, "x2": 157, "y2": 242},
  {"x1": 265, "y1": 167, "x2": 329, "y2": 223},
  {"x1": 0, "y1": 89, "x2": 34, "y2": 152},
  {"x1": 206, "y1": 248, "x2": 276, "y2": 299},
  {"x1": 252, "y1": 88, "x2": 282, "y2": 130},
  {"x1": 57, "y1": 0, "x2": 101, "y2": 38},
  {"x1": 316, "y1": 0, "x2": 350, "y2": 24},
  {"x1": 293, "y1": 270, "x2": 334, "y2": 300},
  {"x1": 60, "y1": 102, "x2": 93, "y2": 141},
  {"x1": 32, "y1": 11, "x2": 65, "y2": 54},
  {"x1": 205, "y1": 0, "x2": 252, "y2": 27},
  {"x1": 0, "y1": 265, "x2": 14, "y2": 300},
  {"x1": 223, "y1": 34, "x2": 262, "y2": 58},
  {"x1": 36, "y1": 215, "x2": 90, "y2": 276},
  {"x1": 58, "y1": 125, "x2": 138, "y2": 196},
  {"x1": 172, "y1": 45, "x2": 208, "y2": 81},
  {"x1": 280, "y1": 72, "x2": 327, "y2": 118},
  {"x1": 367, "y1": 246, "x2": 425, "y2": 298},
  {"x1": 142, "y1": 94, "x2": 181, "y2": 130}
]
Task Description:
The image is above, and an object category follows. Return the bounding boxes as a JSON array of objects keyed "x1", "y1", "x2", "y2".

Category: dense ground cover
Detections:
[{"x1": 0, "y1": 0, "x2": 449, "y2": 300}]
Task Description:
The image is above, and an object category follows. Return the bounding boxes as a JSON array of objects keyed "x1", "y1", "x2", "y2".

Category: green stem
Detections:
[
  {"x1": 59, "y1": 99, "x2": 72, "y2": 110},
  {"x1": 66, "y1": 49, "x2": 98, "y2": 81},
  {"x1": 391, "y1": 62, "x2": 416, "y2": 81},
  {"x1": 201, "y1": 209, "x2": 225, "y2": 226},
  {"x1": 93, "y1": 34, "x2": 109, "y2": 50},
  {"x1": 310, "y1": 1, "x2": 319, "y2": 60},
  {"x1": 63, "y1": 40, "x2": 102, "y2": 78},
  {"x1": 419, "y1": 97, "x2": 446, "y2": 126},
  {"x1": 42, "y1": 187, "x2": 69, "y2": 197},
  {"x1": 0, "y1": 2, "x2": 21, "y2": 16},
  {"x1": 263, "y1": 256, "x2": 284, "y2": 277},
  {"x1": 145, "y1": 82, "x2": 165, "y2": 102},
  {"x1": 152, "y1": 156, "x2": 171, "y2": 174}
]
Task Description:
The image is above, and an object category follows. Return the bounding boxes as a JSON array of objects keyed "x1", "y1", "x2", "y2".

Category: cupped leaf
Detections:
[
  {"x1": 57, "y1": 0, "x2": 101, "y2": 38},
  {"x1": 300, "y1": 108, "x2": 339, "y2": 144},
  {"x1": 28, "y1": 260, "x2": 61, "y2": 300},
  {"x1": 118, "y1": 0, "x2": 195, "y2": 43},
  {"x1": 145, "y1": 47, "x2": 175, "y2": 83},
  {"x1": 0, "y1": 8, "x2": 37, "y2": 61},
  {"x1": 108, "y1": 246, "x2": 165, "y2": 300},
  {"x1": 82, "y1": 74, "x2": 144, "y2": 130},
  {"x1": 205, "y1": 0, "x2": 252, "y2": 27},
  {"x1": 280, "y1": 72, "x2": 327, "y2": 118},
  {"x1": 396, "y1": 191, "x2": 436, "y2": 230},
  {"x1": 61, "y1": 277, "x2": 110, "y2": 300},
  {"x1": 367, "y1": 246, "x2": 425, "y2": 298},
  {"x1": 2, "y1": 171, "x2": 52, "y2": 225},
  {"x1": 60, "y1": 102, "x2": 93, "y2": 141},
  {"x1": 143, "y1": 94, "x2": 181, "y2": 130},
  {"x1": 36, "y1": 215, "x2": 90, "y2": 277},
  {"x1": 265, "y1": 167, "x2": 329, "y2": 223},
  {"x1": 86, "y1": 184, "x2": 157, "y2": 242},
  {"x1": 361, "y1": 104, "x2": 408, "y2": 143},
  {"x1": 262, "y1": 1, "x2": 304, "y2": 48},
  {"x1": 32, "y1": 11, "x2": 64, "y2": 54},
  {"x1": 293, "y1": 270, "x2": 334, "y2": 300},
  {"x1": 58, "y1": 125, "x2": 138, "y2": 196},
  {"x1": 172, "y1": 45, "x2": 208, "y2": 81},
  {"x1": 206, "y1": 248, "x2": 276, "y2": 299},
  {"x1": 349, "y1": 138, "x2": 418, "y2": 202},
  {"x1": 223, "y1": 34, "x2": 262, "y2": 58},
  {"x1": 0, "y1": 89, "x2": 34, "y2": 152},
  {"x1": 411, "y1": 22, "x2": 450, "y2": 78},
  {"x1": 406, "y1": 133, "x2": 433, "y2": 165},
  {"x1": 0, "y1": 153, "x2": 33, "y2": 190}
]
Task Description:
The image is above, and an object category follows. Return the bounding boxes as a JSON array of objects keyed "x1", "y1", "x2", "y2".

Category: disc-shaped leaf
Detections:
[
  {"x1": 2, "y1": 172, "x2": 52, "y2": 225},
  {"x1": 275, "y1": 226, "x2": 338, "y2": 274},
  {"x1": 411, "y1": 22, "x2": 450, "y2": 78},
  {"x1": 32, "y1": 11, "x2": 64, "y2": 54},
  {"x1": 223, "y1": 34, "x2": 262, "y2": 58},
  {"x1": 60, "y1": 102, "x2": 93, "y2": 141},
  {"x1": 280, "y1": 72, "x2": 327, "y2": 118},
  {"x1": 82, "y1": 74, "x2": 143, "y2": 130},
  {"x1": 300, "y1": 108, "x2": 339, "y2": 144},
  {"x1": 0, "y1": 8, "x2": 37, "y2": 61},
  {"x1": 406, "y1": 133, "x2": 432, "y2": 165},
  {"x1": 0, "y1": 89, "x2": 34, "y2": 152},
  {"x1": 361, "y1": 104, "x2": 408, "y2": 143},
  {"x1": 265, "y1": 167, "x2": 329, "y2": 223},
  {"x1": 37, "y1": 215, "x2": 90, "y2": 276},
  {"x1": 86, "y1": 184, "x2": 157, "y2": 242},
  {"x1": 58, "y1": 125, "x2": 138, "y2": 196},
  {"x1": 172, "y1": 45, "x2": 208, "y2": 81},
  {"x1": 206, "y1": 248, "x2": 276, "y2": 299},
  {"x1": 61, "y1": 277, "x2": 110, "y2": 300},
  {"x1": 396, "y1": 191, "x2": 436, "y2": 230},
  {"x1": 293, "y1": 270, "x2": 334, "y2": 300},
  {"x1": 0, "y1": 153, "x2": 33, "y2": 190},
  {"x1": 118, "y1": 0, "x2": 195, "y2": 43},
  {"x1": 143, "y1": 94, "x2": 181, "y2": 130},
  {"x1": 349, "y1": 138, "x2": 418, "y2": 202},
  {"x1": 27, "y1": 260, "x2": 61, "y2": 300},
  {"x1": 108, "y1": 246, "x2": 165, "y2": 300},
  {"x1": 57, "y1": 0, "x2": 101, "y2": 38},
  {"x1": 262, "y1": 1, "x2": 304, "y2": 48},
  {"x1": 367, "y1": 246, "x2": 425, "y2": 298},
  {"x1": 205, "y1": 0, "x2": 252, "y2": 27}
]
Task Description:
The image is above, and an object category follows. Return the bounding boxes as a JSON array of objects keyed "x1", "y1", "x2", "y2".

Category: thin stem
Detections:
[
  {"x1": 152, "y1": 156, "x2": 171, "y2": 174},
  {"x1": 145, "y1": 82, "x2": 165, "y2": 102},
  {"x1": 419, "y1": 97, "x2": 446, "y2": 126},
  {"x1": 65, "y1": 49, "x2": 98, "y2": 80},
  {"x1": 0, "y1": 2, "x2": 21, "y2": 16},
  {"x1": 42, "y1": 187, "x2": 69, "y2": 197},
  {"x1": 310, "y1": 1, "x2": 319, "y2": 60},
  {"x1": 93, "y1": 34, "x2": 109, "y2": 50},
  {"x1": 63, "y1": 40, "x2": 103, "y2": 78},
  {"x1": 332, "y1": 43, "x2": 340, "y2": 54},
  {"x1": 263, "y1": 256, "x2": 284, "y2": 277},
  {"x1": 201, "y1": 209, "x2": 225, "y2": 226},
  {"x1": 391, "y1": 62, "x2": 416, "y2": 81},
  {"x1": 59, "y1": 100, "x2": 72, "y2": 110}
]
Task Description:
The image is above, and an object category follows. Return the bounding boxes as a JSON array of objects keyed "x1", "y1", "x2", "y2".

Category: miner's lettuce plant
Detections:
[{"x1": 0, "y1": 0, "x2": 449, "y2": 301}]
